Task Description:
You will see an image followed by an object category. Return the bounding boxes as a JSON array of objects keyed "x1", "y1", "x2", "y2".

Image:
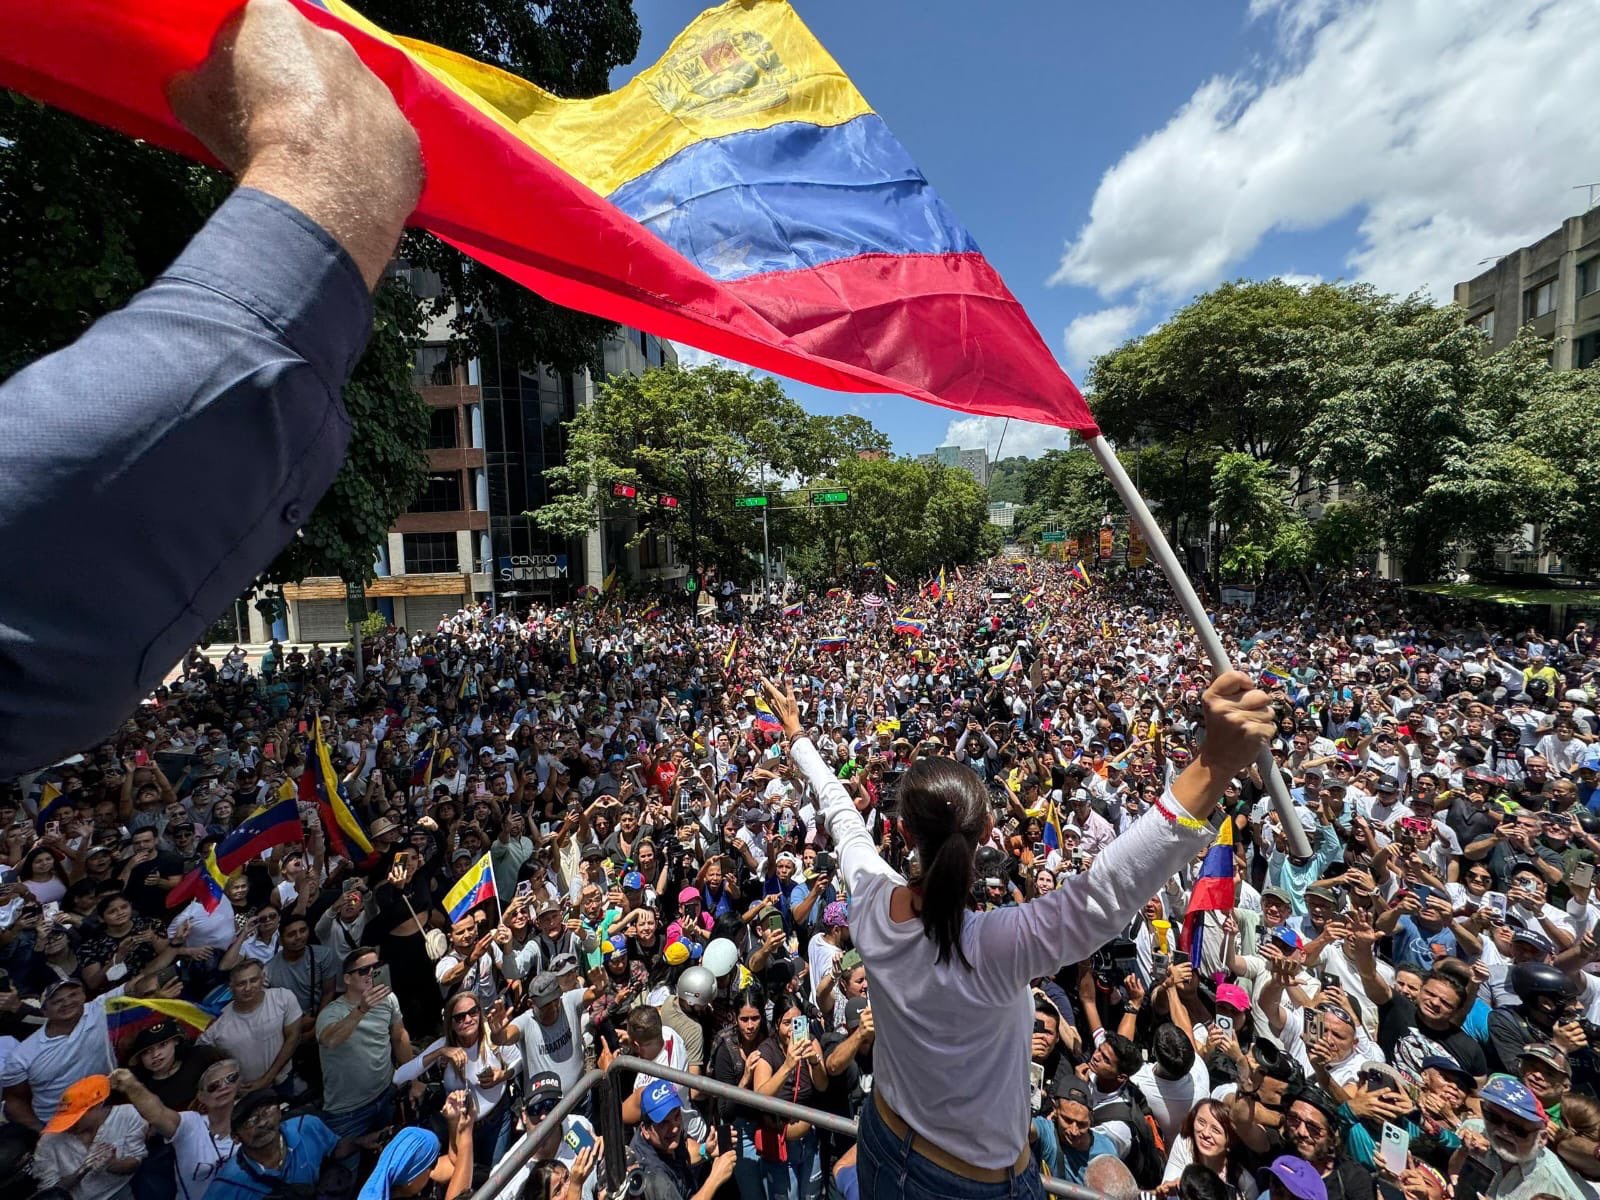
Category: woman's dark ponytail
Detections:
[{"x1": 899, "y1": 757, "x2": 988, "y2": 969}]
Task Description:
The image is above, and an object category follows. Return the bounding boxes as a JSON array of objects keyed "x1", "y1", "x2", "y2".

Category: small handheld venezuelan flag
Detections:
[{"x1": 444, "y1": 852, "x2": 497, "y2": 923}]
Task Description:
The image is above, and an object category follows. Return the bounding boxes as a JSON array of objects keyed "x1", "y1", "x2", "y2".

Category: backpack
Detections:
[{"x1": 1095, "y1": 1081, "x2": 1167, "y2": 1189}]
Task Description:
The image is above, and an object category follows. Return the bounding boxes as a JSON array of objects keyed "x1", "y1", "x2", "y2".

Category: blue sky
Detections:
[{"x1": 612, "y1": 0, "x2": 1599, "y2": 460}]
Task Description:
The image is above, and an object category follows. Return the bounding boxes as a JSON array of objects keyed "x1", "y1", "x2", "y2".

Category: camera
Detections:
[{"x1": 1092, "y1": 937, "x2": 1139, "y2": 990}]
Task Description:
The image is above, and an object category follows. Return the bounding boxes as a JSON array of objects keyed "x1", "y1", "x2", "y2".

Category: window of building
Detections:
[
  {"x1": 412, "y1": 346, "x2": 453, "y2": 387},
  {"x1": 1577, "y1": 331, "x2": 1600, "y2": 369},
  {"x1": 408, "y1": 473, "x2": 464, "y2": 514},
  {"x1": 1579, "y1": 258, "x2": 1600, "y2": 297},
  {"x1": 402, "y1": 531, "x2": 459, "y2": 574},
  {"x1": 1468, "y1": 308, "x2": 1495, "y2": 338},
  {"x1": 428, "y1": 407, "x2": 459, "y2": 449},
  {"x1": 1524, "y1": 279, "x2": 1556, "y2": 320}
]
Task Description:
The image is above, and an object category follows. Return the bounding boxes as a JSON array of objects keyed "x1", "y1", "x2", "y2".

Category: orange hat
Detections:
[{"x1": 44, "y1": 1074, "x2": 110, "y2": 1134}]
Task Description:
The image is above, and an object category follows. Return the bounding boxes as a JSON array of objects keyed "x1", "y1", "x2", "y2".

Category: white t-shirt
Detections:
[
  {"x1": 172, "y1": 1109, "x2": 238, "y2": 1200},
  {"x1": 197, "y1": 988, "x2": 302, "y2": 1085},
  {"x1": 0, "y1": 999, "x2": 114, "y2": 1121},
  {"x1": 808, "y1": 937, "x2": 843, "y2": 1005},
  {"x1": 168, "y1": 896, "x2": 237, "y2": 952},
  {"x1": 1132, "y1": 1055, "x2": 1211, "y2": 1146},
  {"x1": 512, "y1": 987, "x2": 588, "y2": 1097},
  {"x1": 633, "y1": 1030, "x2": 705, "y2": 1140}
]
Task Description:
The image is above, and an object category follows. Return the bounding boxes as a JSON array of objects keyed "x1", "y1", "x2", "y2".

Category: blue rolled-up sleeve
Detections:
[{"x1": 0, "y1": 188, "x2": 372, "y2": 778}]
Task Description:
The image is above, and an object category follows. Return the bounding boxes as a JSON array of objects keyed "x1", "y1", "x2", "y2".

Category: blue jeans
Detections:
[
  {"x1": 789, "y1": 1128, "x2": 823, "y2": 1200},
  {"x1": 733, "y1": 1117, "x2": 794, "y2": 1200},
  {"x1": 322, "y1": 1085, "x2": 396, "y2": 1139},
  {"x1": 475, "y1": 1099, "x2": 513, "y2": 1168},
  {"x1": 855, "y1": 1097, "x2": 1044, "y2": 1200}
]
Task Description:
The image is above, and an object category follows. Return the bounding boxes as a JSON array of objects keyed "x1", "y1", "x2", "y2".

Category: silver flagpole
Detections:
[{"x1": 1086, "y1": 434, "x2": 1311, "y2": 859}]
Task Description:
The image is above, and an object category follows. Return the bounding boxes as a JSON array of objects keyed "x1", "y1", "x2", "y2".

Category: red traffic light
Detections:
[
  {"x1": 659, "y1": 495, "x2": 680, "y2": 509},
  {"x1": 611, "y1": 483, "x2": 637, "y2": 499}
]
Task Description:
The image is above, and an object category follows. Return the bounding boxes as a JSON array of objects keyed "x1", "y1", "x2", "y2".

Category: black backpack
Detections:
[{"x1": 1094, "y1": 1080, "x2": 1167, "y2": 1189}]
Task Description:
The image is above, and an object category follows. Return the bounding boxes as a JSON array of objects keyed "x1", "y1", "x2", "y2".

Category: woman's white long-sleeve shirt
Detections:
[{"x1": 790, "y1": 736, "x2": 1214, "y2": 1170}]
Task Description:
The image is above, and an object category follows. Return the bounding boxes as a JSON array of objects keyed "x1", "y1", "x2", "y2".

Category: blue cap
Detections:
[
  {"x1": 1419, "y1": 1055, "x2": 1476, "y2": 1088},
  {"x1": 623, "y1": 871, "x2": 644, "y2": 890},
  {"x1": 1258, "y1": 1157, "x2": 1327, "y2": 1200},
  {"x1": 1511, "y1": 925, "x2": 1556, "y2": 954},
  {"x1": 641, "y1": 1080, "x2": 682, "y2": 1123},
  {"x1": 1480, "y1": 1073, "x2": 1543, "y2": 1123}
]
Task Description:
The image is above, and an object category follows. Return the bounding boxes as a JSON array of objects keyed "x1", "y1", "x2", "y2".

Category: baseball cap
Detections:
[
  {"x1": 1258, "y1": 1156, "x2": 1327, "y2": 1200},
  {"x1": 1511, "y1": 926, "x2": 1556, "y2": 955},
  {"x1": 1269, "y1": 927, "x2": 1304, "y2": 952},
  {"x1": 1050, "y1": 1075, "x2": 1091, "y2": 1105},
  {"x1": 640, "y1": 1079, "x2": 682, "y2": 1123},
  {"x1": 1262, "y1": 885, "x2": 1293, "y2": 905},
  {"x1": 1305, "y1": 884, "x2": 1343, "y2": 908},
  {"x1": 232, "y1": 1090, "x2": 282, "y2": 1128},
  {"x1": 843, "y1": 996, "x2": 870, "y2": 1032},
  {"x1": 1419, "y1": 1055, "x2": 1477, "y2": 1089},
  {"x1": 548, "y1": 953, "x2": 579, "y2": 976},
  {"x1": 1480, "y1": 1073, "x2": 1544, "y2": 1124},
  {"x1": 1520, "y1": 1042, "x2": 1571, "y2": 1077},
  {"x1": 41, "y1": 976, "x2": 87, "y2": 1002},
  {"x1": 528, "y1": 972, "x2": 562, "y2": 1005},
  {"x1": 523, "y1": 1071, "x2": 563, "y2": 1114},
  {"x1": 678, "y1": 885, "x2": 701, "y2": 904},
  {"x1": 43, "y1": 1074, "x2": 110, "y2": 1134},
  {"x1": 1216, "y1": 983, "x2": 1251, "y2": 1012}
]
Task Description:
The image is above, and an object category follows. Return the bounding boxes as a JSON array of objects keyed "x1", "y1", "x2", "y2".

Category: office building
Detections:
[
  {"x1": 958, "y1": 447, "x2": 990, "y2": 488},
  {"x1": 1453, "y1": 207, "x2": 1600, "y2": 369}
]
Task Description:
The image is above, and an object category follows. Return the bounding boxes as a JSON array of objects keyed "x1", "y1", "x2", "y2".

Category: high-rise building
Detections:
[
  {"x1": 934, "y1": 444, "x2": 961, "y2": 467},
  {"x1": 958, "y1": 447, "x2": 990, "y2": 487}
]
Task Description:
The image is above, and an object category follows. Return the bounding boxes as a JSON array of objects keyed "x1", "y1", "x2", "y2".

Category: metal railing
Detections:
[{"x1": 467, "y1": 1054, "x2": 1097, "y2": 1200}]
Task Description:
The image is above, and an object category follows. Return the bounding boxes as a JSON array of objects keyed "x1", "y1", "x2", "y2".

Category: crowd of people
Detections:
[{"x1": 1, "y1": 555, "x2": 1598, "y2": 1200}]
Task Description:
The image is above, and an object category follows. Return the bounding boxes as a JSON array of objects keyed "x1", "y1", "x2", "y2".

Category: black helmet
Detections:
[{"x1": 1508, "y1": 961, "x2": 1577, "y2": 1003}]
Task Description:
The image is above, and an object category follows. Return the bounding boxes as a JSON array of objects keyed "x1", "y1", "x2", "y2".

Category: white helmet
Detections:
[{"x1": 676, "y1": 965, "x2": 717, "y2": 1009}]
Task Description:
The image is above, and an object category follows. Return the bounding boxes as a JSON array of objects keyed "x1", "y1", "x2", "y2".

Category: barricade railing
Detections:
[{"x1": 467, "y1": 1053, "x2": 1097, "y2": 1200}]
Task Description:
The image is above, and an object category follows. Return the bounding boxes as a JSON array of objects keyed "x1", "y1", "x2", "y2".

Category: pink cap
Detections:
[
  {"x1": 1216, "y1": 982, "x2": 1251, "y2": 1012},
  {"x1": 678, "y1": 885, "x2": 701, "y2": 904}
]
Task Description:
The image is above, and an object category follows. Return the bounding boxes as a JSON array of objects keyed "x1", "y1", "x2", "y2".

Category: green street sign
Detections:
[
  {"x1": 1040, "y1": 531, "x2": 1066, "y2": 542},
  {"x1": 809, "y1": 489, "x2": 850, "y2": 506},
  {"x1": 733, "y1": 495, "x2": 769, "y2": 508}
]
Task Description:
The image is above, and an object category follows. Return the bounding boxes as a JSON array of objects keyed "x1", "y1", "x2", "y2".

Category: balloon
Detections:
[{"x1": 703, "y1": 938, "x2": 738, "y2": 978}]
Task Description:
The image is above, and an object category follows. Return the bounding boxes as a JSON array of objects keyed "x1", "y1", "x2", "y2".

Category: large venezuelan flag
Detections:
[{"x1": 0, "y1": 0, "x2": 1096, "y2": 434}]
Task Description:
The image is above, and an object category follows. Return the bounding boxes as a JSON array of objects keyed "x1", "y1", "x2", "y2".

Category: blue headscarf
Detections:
[{"x1": 356, "y1": 1127, "x2": 441, "y2": 1200}]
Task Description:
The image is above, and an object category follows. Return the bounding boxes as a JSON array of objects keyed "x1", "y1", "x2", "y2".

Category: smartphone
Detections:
[
  {"x1": 1215, "y1": 1013, "x2": 1234, "y2": 1033},
  {"x1": 516, "y1": 880, "x2": 535, "y2": 903},
  {"x1": 563, "y1": 1122, "x2": 595, "y2": 1154},
  {"x1": 1318, "y1": 971, "x2": 1340, "y2": 992},
  {"x1": 763, "y1": 910, "x2": 785, "y2": 933},
  {"x1": 1485, "y1": 892, "x2": 1509, "y2": 921},
  {"x1": 262, "y1": 742, "x2": 276, "y2": 760},
  {"x1": 297, "y1": 720, "x2": 308, "y2": 734},
  {"x1": 1378, "y1": 1121, "x2": 1409, "y2": 1175},
  {"x1": 1411, "y1": 883, "x2": 1434, "y2": 905},
  {"x1": 1032, "y1": 842, "x2": 1046, "y2": 857},
  {"x1": 1305, "y1": 1009, "x2": 1325, "y2": 1044},
  {"x1": 134, "y1": 749, "x2": 151, "y2": 767},
  {"x1": 1573, "y1": 862, "x2": 1596, "y2": 890},
  {"x1": 1456, "y1": 1157, "x2": 1495, "y2": 1200},
  {"x1": 791, "y1": 1015, "x2": 809, "y2": 1043},
  {"x1": 715, "y1": 1122, "x2": 735, "y2": 1154}
]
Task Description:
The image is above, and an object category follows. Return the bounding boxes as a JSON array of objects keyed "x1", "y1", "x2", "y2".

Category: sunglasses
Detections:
[
  {"x1": 204, "y1": 1071, "x2": 241, "y2": 1093},
  {"x1": 348, "y1": 963, "x2": 379, "y2": 977},
  {"x1": 451, "y1": 1008, "x2": 481, "y2": 1023},
  {"x1": 1483, "y1": 1110, "x2": 1539, "y2": 1137},
  {"x1": 1284, "y1": 1112, "x2": 1329, "y2": 1136}
]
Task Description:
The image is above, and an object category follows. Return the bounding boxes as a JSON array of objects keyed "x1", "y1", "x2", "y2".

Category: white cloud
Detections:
[
  {"x1": 1054, "y1": 0, "x2": 1600, "y2": 305},
  {"x1": 1063, "y1": 302, "x2": 1145, "y2": 372},
  {"x1": 940, "y1": 414, "x2": 1073, "y2": 461},
  {"x1": 1275, "y1": 272, "x2": 1324, "y2": 289},
  {"x1": 669, "y1": 343, "x2": 750, "y2": 371}
]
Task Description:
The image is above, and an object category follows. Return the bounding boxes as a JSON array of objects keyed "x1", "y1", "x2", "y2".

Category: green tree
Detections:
[
  {"x1": 781, "y1": 457, "x2": 994, "y2": 585},
  {"x1": 536, "y1": 365, "x2": 838, "y2": 581},
  {"x1": 986, "y1": 455, "x2": 1032, "y2": 504},
  {"x1": 1210, "y1": 452, "x2": 1296, "y2": 581},
  {"x1": 370, "y1": 0, "x2": 641, "y2": 381},
  {"x1": 1516, "y1": 365, "x2": 1600, "y2": 576},
  {"x1": 1090, "y1": 278, "x2": 1380, "y2": 469},
  {"x1": 1308, "y1": 301, "x2": 1552, "y2": 582}
]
